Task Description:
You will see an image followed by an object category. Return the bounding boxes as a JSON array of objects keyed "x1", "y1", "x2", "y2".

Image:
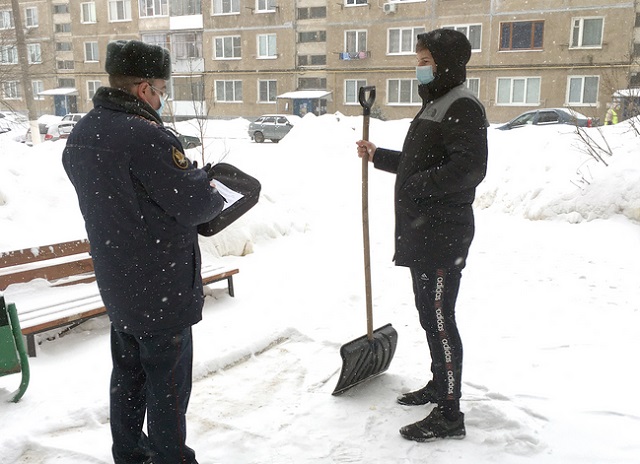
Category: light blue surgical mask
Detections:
[
  {"x1": 149, "y1": 84, "x2": 168, "y2": 115},
  {"x1": 416, "y1": 65, "x2": 435, "y2": 85}
]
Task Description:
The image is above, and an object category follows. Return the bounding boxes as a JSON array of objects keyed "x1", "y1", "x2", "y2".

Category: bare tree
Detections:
[
  {"x1": 570, "y1": 125, "x2": 614, "y2": 190},
  {"x1": 0, "y1": 19, "x2": 22, "y2": 113},
  {"x1": 9, "y1": 0, "x2": 37, "y2": 120},
  {"x1": 186, "y1": 73, "x2": 211, "y2": 165}
]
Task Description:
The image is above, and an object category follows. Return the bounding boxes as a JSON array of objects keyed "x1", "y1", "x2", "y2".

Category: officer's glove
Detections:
[{"x1": 202, "y1": 163, "x2": 216, "y2": 181}]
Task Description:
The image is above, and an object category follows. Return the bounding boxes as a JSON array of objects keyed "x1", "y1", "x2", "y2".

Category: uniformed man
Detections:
[{"x1": 63, "y1": 40, "x2": 225, "y2": 464}]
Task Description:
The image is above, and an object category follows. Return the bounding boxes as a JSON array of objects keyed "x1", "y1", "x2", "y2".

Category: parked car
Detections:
[
  {"x1": 24, "y1": 124, "x2": 49, "y2": 146},
  {"x1": 44, "y1": 120, "x2": 77, "y2": 141},
  {"x1": 497, "y1": 108, "x2": 600, "y2": 130},
  {"x1": 61, "y1": 113, "x2": 87, "y2": 123},
  {"x1": 165, "y1": 125, "x2": 202, "y2": 149},
  {"x1": 177, "y1": 133, "x2": 201, "y2": 149},
  {"x1": 248, "y1": 114, "x2": 301, "y2": 143},
  {"x1": 0, "y1": 111, "x2": 28, "y2": 135}
]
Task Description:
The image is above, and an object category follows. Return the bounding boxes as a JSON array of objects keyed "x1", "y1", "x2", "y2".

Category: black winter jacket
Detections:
[
  {"x1": 374, "y1": 84, "x2": 488, "y2": 269},
  {"x1": 62, "y1": 87, "x2": 225, "y2": 335}
]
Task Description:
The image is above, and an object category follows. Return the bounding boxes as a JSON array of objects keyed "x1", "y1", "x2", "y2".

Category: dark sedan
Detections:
[{"x1": 497, "y1": 108, "x2": 600, "y2": 130}]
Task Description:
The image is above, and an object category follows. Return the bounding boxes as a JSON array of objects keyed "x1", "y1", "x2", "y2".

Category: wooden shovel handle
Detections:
[{"x1": 359, "y1": 86, "x2": 376, "y2": 340}]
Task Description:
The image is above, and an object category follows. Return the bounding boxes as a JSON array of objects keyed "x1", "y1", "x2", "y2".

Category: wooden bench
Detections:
[{"x1": 0, "y1": 239, "x2": 239, "y2": 357}]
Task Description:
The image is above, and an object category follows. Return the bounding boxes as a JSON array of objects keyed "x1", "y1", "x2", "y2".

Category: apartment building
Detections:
[{"x1": 0, "y1": 0, "x2": 637, "y2": 123}]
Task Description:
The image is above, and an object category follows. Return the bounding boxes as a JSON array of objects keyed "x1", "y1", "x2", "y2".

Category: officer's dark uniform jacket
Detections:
[
  {"x1": 63, "y1": 87, "x2": 225, "y2": 335},
  {"x1": 373, "y1": 58, "x2": 488, "y2": 270}
]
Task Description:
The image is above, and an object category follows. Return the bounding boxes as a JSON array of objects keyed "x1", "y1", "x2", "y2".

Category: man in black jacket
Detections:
[
  {"x1": 63, "y1": 40, "x2": 225, "y2": 463},
  {"x1": 356, "y1": 29, "x2": 488, "y2": 442}
]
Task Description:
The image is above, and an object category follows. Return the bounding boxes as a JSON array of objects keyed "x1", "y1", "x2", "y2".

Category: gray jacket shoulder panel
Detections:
[{"x1": 418, "y1": 85, "x2": 489, "y2": 127}]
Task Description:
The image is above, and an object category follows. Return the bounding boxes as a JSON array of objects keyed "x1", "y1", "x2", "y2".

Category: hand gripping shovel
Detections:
[{"x1": 333, "y1": 86, "x2": 398, "y2": 395}]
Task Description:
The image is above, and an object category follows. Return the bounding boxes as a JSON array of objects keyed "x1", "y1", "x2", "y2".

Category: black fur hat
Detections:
[{"x1": 105, "y1": 40, "x2": 171, "y2": 80}]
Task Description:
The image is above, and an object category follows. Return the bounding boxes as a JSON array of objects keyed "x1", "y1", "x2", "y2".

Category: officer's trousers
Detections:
[{"x1": 110, "y1": 325, "x2": 198, "y2": 464}]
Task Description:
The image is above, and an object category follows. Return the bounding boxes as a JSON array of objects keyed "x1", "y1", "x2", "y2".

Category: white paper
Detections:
[{"x1": 211, "y1": 179, "x2": 244, "y2": 210}]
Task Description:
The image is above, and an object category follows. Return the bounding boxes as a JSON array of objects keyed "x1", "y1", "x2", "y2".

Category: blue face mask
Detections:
[
  {"x1": 157, "y1": 97, "x2": 166, "y2": 115},
  {"x1": 416, "y1": 65, "x2": 435, "y2": 85}
]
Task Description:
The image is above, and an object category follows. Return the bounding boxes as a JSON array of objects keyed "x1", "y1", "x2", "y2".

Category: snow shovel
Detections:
[{"x1": 333, "y1": 86, "x2": 398, "y2": 396}]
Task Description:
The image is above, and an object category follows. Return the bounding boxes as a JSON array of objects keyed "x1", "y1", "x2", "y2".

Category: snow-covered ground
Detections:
[{"x1": 1, "y1": 113, "x2": 639, "y2": 464}]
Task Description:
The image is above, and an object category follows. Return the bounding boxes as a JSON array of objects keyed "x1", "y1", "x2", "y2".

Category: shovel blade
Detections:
[{"x1": 332, "y1": 323, "x2": 398, "y2": 395}]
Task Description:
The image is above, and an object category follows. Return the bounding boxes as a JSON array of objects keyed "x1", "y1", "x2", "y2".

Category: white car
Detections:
[
  {"x1": 248, "y1": 114, "x2": 301, "y2": 143},
  {"x1": 44, "y1": 120, "x2": 77, "y2": 141},
  {"x1": 61, "y1": 113, "x2": 87, "y2": 123}
]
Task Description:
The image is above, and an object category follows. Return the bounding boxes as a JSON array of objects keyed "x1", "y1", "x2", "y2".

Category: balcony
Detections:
[
  {"x1": 170, "y1": 14, "x2": 203, "y2": 30},
  {"x1": 173, "y1": 57, "x2": 204, "y2": 73}
]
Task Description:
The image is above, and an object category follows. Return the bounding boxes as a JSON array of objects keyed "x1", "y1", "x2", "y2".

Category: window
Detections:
[
  {"x1": 258, "y1": 80, "x2": 277, "y2": 102},
  {"x1": 256, "y1": 0, "x2": 276, "y2": 12},
  {"x1": 213, "y1": 0, "x2": 240, "y2": 15},
  {"x1": 55, "y1": 23, "x2": 72, "y2": 33},
  {"x1": 53, "y1": 4, "x2": 69, "y2": 14},
  {"x1": 27, "y1": 44, "x2": 42, "y2": 64},
  {"x1": 0, "y1": 10, "x2": 13, "y2": 30},
  {"x1": 81, "y1": 2, "x2": 97, "y2": 23},
  {"x1": 297, "y1": 7, "x2": 326, "y2": 19},
  {"x1": 299, "y1": 31, "x2": 326, "y2": 43},
  {"x1": 567, "y1": 76, "x2": 599, "y2": 105},
  {"x1": 443, "y1": 24, "x2": 481, "y2": 51},
  {"x1": 2, "y1": 81, "x2": 20, "y2": 100},
  {"x1": 298, "y1": 77, "x2": 326, "y2": 89},
  {"x1": 87, "y1": 80, "x2": 101, "y2": 99},
  {"x1": 108, "y1": 0, "x2": 131, "y2": 21},
  {"x1": 345, "y1": 79, "x2": 367, "y2": 104},
  {"x1": 215, "y1": 80, "x2": 242, "y2": 102},
  {"x1": 32, "y1": 80, "x2": 44, "y2": 100},
  {"x1": 141, "y1": 34, "x2": 169, "y2": 49},
  {"x1": 537, "y1": 111, "x2": 560, "y2": 124},
  {"x1": 465, "y1": 78, "x2": 480, "y2": 98},
  {"x1": 172, "y1": 78, "x2": 202, "y2": 102},
  {"x1": 172, "y1": 32, "x2": 202, "y2": 59},
  {"x1": 345, "y1": 30, "x2": 367, "y2": 53},
  {"x1": 500, "y1": 21, "x2": 544, "y2": 50},
  {"x1": 56, "y1": 41, "x2": 73, "y2": 51},
  {"x1": 257, "y1": 34, "x2": 277, "y2": 59},
  {"x1": 570, "y1": 18, "x2": 603, "y2": 48},
  {"x1": 85, "y1": 42, "x2": 99, "y2": 62},
  {"x1": 298, "y1": 55, "x2": 326, "y2": 66},
  {"x1": 0, "y1": 46, "x2": 18, "y2": 64},
  {"x1": 346, "y1": 0, "x2": 367, "y2": 5},
  {"x1": 171, "y1": 0, "x2": 200, "y2": 15},
  {"x1": 215, "y1": 36, "x2": 241, "y2": 59},
  {"x1": 388, "y1": 79, "x2": 421, "y2": 105},
  {"x1": 496, "y1": 77, "x2": 541, "y2": 105},
  {"x1": 189, "y1": 79, "x2": 205, "y2": 102},
  {"x1": 140, "y1": 0, "x2": 168, "y2": 17},
  {"x1": 59, "y1": 78, "x2": 75, "y2": 87},
  {"x1": 25, "y1": 7, "x2": 38, "y2": 28},
  {"x1": 57, "y1": 60, "x2": 75, "y2": 70},
  {"x1": 388, "y1": 27, "x2": 425, "y2": 55}
]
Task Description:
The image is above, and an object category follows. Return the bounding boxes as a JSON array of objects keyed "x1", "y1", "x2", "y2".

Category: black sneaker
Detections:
[
  {"x1": 399, "y1": 407, "x2": 466, "y2": 442},
  {"x1": 397, "y1": 381, "x2": 437, "y2": 406}
]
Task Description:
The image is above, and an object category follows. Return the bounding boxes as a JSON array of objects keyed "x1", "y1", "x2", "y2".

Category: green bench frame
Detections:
[{"x1": 0, "y1": 296, "x2": 30, "y2": 402}]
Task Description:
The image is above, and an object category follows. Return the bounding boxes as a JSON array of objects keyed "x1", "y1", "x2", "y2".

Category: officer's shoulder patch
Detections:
[{"x1": 172, "y1": 146, "x2": 189, "y2": 170}]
